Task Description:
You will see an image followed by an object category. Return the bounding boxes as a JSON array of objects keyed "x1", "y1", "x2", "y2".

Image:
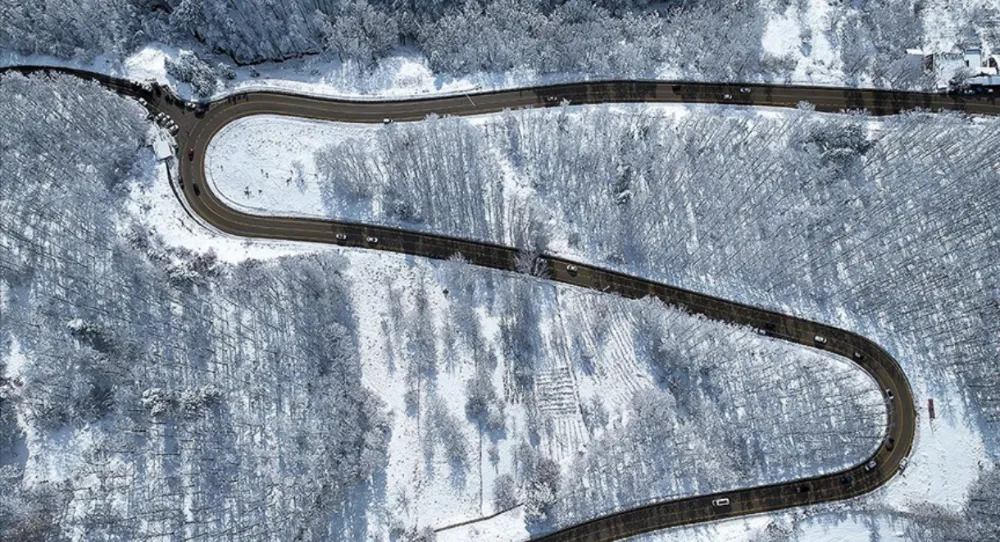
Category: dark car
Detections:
[
  {"x1": 885, "y1": 437, "x2": 895, "y2": 451},
  {"x1": 795, "y1": 484, "x2": 810, "y2": 494},
  {"x1": 188, "y1": 148, "x2": 194, "y2": 160},
  {"x1": 840, "y1": 475, "x2": 853, "y2": 485}
]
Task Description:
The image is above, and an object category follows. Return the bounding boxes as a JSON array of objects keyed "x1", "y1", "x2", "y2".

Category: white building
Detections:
[
  {"x1": 964, "y1": 48, "x2": 982, "y2": 69},
  {"x1": 150, "y1": 130, "x2": 175, "y2": 161}
]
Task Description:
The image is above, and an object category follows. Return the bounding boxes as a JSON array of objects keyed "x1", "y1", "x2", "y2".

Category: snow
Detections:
[
  {"x1": 761, "y1": 7, "x2": 801, "y2": 59},
  {"x1": 204, "y1": 115, "x2": 378, "y2": 219},
  {"x1": 6, "y1": 29, "x2": 996, "y2": 540},
  {"x1": 883, "y1": 373, "x2": 988, "y2": 513},
  {"x1": 195, "y1": 102, "x2": 995, "y2": 539},
  {"x1": 127, "y1": 135, "x2": 330, "y2": 263},
  {"x1": 626, "y1": 513, "x2": 916, "y2": 542}
]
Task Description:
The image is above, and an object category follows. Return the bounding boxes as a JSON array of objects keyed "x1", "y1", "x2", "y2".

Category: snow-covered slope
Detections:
[
  {"x1": 2, "y1": 71, "x2": 912, "y2": 541},
  {"x1": 204, "y1": 102, "x2": 1000, "y2": 539}
]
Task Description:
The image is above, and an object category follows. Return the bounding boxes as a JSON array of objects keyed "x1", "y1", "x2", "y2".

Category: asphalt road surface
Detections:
[{"x1": 11, "y1": 66, "x2": 992, "y2": 541}]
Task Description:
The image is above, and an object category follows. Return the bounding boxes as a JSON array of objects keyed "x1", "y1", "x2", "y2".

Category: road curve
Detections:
[{"x1": 9, "y1": 65, "x2": 984, "y2": 540}]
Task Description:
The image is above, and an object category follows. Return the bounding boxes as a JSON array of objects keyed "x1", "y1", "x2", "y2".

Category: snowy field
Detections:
[{"x1": 205, "y1": 102, "x2": 999, "y2": 539}]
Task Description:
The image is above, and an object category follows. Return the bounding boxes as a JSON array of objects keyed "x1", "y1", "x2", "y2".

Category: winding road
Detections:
[{"x1": 9, "y1": 66, "x2": 992, "y2": 540}]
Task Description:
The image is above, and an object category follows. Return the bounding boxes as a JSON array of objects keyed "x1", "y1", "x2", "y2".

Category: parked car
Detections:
[
  {"x1": 899, "y1": 457, "x2": 909, "y2": 472},
  {"x1": 712, "y1": 498, "x2": 730, "y2": 507},
  {"x1": 865, "y1": 460, "x2": 878, "y2": 472},
  {"x1": 739, "y1": 87, "x2": 752, "y2": 94},
  {"x1": 722, "y1": 93, "x2": 733, "y2": 100},
  {"x1": 814, "y1": 335, "x2": 828, "y2": 345},
  {"x1": 383, "y1": 118, "x2": 393, "y2": 125},
  {"x1": 545, "y1": 95, "x2": 560, "y2": 103}
]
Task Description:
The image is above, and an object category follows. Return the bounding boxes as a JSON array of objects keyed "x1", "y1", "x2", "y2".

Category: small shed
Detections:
[
  {"x1": 964, "y1": 48, "x2": 982, "y2": 69},
  {"x1": 151, "y1": 130, "x2": 175, "y2": 161}
]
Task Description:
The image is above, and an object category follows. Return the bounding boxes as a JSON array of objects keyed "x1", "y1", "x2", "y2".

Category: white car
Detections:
[
  {"x1": 814, "y1": 335, "x2": 828, "y2": 345},
  {"x1": 712, "y1": 498, "x2": 730, "y2": 507},
  {"x1": 566, "y1": 264, "x2": 578, "y2": 275},
  {"x1": 383, "y1": 118, "x2": 393, "y2": 124},
  {"x1": 898, "y1": 457, "x2": 909, "y2": 473},
  {"x1": 865, "y1": 460, "x2": 877, "y2": 472},
  {"x1": 366, "y1": 236, "x2": 378, "y2": 244},
  {"x1": 722, "y1": 93, "x2": 733, "y2": 100},
  {"x1": 335, "y1": 233, "x2": 347, "y2": 241},
  {"x1": 739, "y1": 87, "x2": 752, "y2": 94}
]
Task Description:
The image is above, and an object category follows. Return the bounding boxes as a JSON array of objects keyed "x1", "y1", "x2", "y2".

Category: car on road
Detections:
[
  {"x1": 138, "y1": 98, "x2": 148, "y2": 107},
  {"x1": 383, "y1": 118, "x2": 393, "y2": 124},
  {"x1": 865, "y1": 460, "x2": 877, "y2": 472},
  {"x1": 814, "y1": 335, "x2": 828, "y2": 345},
  {"x1": 188, "y1": 149, "x2": 194, "y2": 160},
  {"x1": 566, "y1": 264, "x2": 578, "y2": 275},
  {"x1": 885, "y1": 437, "x2": 895, "y2": 451},
  {"x1": 840, "y1": 475, "x2": 853, "y2": 485},
  {"x1": 722, "y1": 93, "x2": 733, "y2": 100},
  {"x1": 191, "y1": 183, "x2": 201, "y2": 196},
  {"x1": 795, "y1": 484, "x2": 810, "y2": 494},
  {"x1": 854, "y1": 351, "x2": 864, "y2": 360},
  {"x1": 739, "y1": 87, "x2": 752, "y2": 94},
  {"x1": 366, "y1": 236, "x2": 378, "y2": 244},
  {"x1": 885, "y1": 388, "x2": 894, "y2": 400},
  {"x1": 335, "y1": 233, "x2": 347, "y2": 241},
  {"x1": 899, "y1": 457, "x2": 909, "y2": 473},
  {"x1": 545, "y1": 95, "x2": 560, "y2": 103},
  {"x1": 711, "y1": 498, "x2": 730, "y2": 507}
]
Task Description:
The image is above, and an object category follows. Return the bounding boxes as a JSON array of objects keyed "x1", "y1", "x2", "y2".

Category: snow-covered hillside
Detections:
[
  {"x1": 5, "y1": 0, "x2": 1000, "y2": 101},
  {"x1": 205, "y1": 102, "x2": 1000, "y2": 539},
  {"x1": 2, "y1": 72, "x2": 909, "y2": 541}
]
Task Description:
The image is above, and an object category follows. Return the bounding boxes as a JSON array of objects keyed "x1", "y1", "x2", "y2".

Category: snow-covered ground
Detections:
[
  {"x1": 2, "y1": 74, "x2": 913, "y2": 541},
  {"x1": 4, "y1": 38, "x2": 998, "y2": 539},
  {"x1": 204, "y1": 116, "x2": 378, "y2": 221},
  {"x1": 200, "y1": 102, "x2": 998, "y2": 540},
  {"x1": 149, "y1": 143, "x2": 892, "y2": 538},
  {"x1": 4, "y1": 0, "x2": 1000, "y2": 105}
]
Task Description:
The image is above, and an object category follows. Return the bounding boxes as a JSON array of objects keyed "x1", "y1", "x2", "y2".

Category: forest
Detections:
[
  {"x1": 312, "y1": 103, "x2": 1000, "y2": 467},
  {"x1": 0, "y1": 73, "x2": 389, "y2": 540},
  {"x1": 0, "y1": 0, "x2": 966, "y2": 89},
  {"x1": 0, "y1": 72, "x2": 931, "y2": 539}
]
